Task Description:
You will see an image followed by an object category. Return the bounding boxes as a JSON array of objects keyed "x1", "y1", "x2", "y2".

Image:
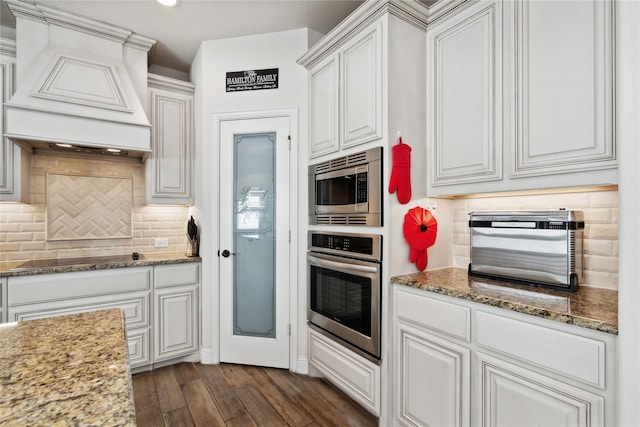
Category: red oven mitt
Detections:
[
  {"x1": 388, "y1": 136, "x2": 412, "y2": 204},
  {"x1": 403, "y1": 207, "x2": 438, "y2": 271}
]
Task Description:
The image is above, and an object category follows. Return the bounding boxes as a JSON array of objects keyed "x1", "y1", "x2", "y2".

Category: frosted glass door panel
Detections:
[{"x1": 233, "y1": 132, "x2": 276, "y2": 338}]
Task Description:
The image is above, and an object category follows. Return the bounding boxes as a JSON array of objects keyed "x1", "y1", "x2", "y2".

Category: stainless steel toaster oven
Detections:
[{"x1": 468, "y1": 210, "x2": 584, "y2": 291}]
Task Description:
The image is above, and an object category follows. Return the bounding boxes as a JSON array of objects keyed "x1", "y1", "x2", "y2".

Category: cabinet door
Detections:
[
  {"x1": 477, "y1": 352, "x2": 604, "y2": 427},
  {"x1": 0, "y1": 56, "x2": 28, "y2": 203},
  {"x1": 309, "y1": 54, "x2": 339, "y2": 158},
  {"x1": 154, "y1": 285, "x2": 199, "y2": 362},
  {"x1": 509, "y1": 0, "x2": 615, "y2": 177},
  {"x1": 427, "y1": 0, "x2": 503, "y2": 189},
  {"x1": 341, "y1": 22, "x2": 383, "y2": 148},
  {"x1": 146, "y1": 75, "x2": 194, "y2": 204},
  {"x1": 127, "y1": 328, "x2": 151, "y2": 369},
  {"x1": 395, "y1": 321, "x2": 470, "y2": 427}
]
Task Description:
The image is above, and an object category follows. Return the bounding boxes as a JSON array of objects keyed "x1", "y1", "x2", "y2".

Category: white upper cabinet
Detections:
[
  {"x1": 146, "y1": 74, "x2": 195, "y2": 205},
  {"x1": 509, "y1": 0, "x2": 615, "y2": 177},
  {"x1": 304, "y1": 19, "x2": 384, "y2": 158},
  {"x1": 426, "y1": 0, "x2": 617, "y2": 196},
  {"x1": 0, "y1": 40, "x2": 29, "y2": 203},
  {"x1": 427, "y1": 0, "x2": 503, "y2": 188},
  {"x1": 341, "y1": 22, "x2": 383, "y2": 149},
  {"x1": 309, "y1": 54, "x2": 340, "y2": 157}
]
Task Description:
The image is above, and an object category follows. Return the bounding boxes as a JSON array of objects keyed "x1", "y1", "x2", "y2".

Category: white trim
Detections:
[
  {"x1": 295, "y1": 356, "x2": 310, "y2": 375},
  {"x1": 212, "y1": 108, "x2": 299, "y2": 372},
  {"x1": 199, "y1": 346, "x2": 218, "y2": 365}
]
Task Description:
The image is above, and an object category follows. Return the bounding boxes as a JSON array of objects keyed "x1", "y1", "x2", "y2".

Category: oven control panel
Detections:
[{"x1": 309, "y1": 231, "x2": 381, "y2": 261}]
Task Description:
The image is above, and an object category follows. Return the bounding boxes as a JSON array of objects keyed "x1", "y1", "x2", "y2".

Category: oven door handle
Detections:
[{"x1": 308, "y1": 255, "x2": 378, "y2": 273}]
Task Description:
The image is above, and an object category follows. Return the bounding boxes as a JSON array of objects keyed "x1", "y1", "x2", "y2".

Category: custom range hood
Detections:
[{"x1": 3, "y1": 0, "x2": 156, "y2": 157}]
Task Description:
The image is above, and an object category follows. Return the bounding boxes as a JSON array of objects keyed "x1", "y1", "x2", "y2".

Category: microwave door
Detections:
[{"x1": 314, "y1": 166, "x2": 369, "y2": 215}]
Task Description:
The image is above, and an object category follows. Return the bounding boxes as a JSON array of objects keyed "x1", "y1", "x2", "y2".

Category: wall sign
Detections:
[{"x1": 226, "y1": 68, "x2": 279, "y2": 92}]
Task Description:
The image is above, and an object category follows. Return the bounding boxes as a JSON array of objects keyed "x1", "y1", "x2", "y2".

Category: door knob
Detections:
[{"x1": 220, "y1": 249, "x2": 235, "y2": 257}]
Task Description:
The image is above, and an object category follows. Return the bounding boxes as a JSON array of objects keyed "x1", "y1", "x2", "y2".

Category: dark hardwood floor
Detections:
[{"x1": 132, "y1": 362, "x2": 378, "y2": 427}]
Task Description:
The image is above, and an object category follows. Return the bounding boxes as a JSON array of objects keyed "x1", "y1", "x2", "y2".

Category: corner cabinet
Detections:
[
  {"x1": 6, "y1": 262, "x2": 201, "y2": 371},
  {"x1": 426, "y1": 0, "x2": 617, "y2": 196},
  {"x1": 146, "y1": 74, "x2": 195, "y2": 205},
  {"x1": 392, "y1": 285, "x2": 617, "y2": 427},
  {"x1": 0, "y1": 39, "x2": 30, "y2": 203},
  {"x1": 304, "y1": 20, "x2": 383, "y2": 158}
]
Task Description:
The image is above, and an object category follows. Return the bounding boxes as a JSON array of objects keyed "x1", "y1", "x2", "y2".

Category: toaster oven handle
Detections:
[{"x1": 308, "y1": 255, "x2": 378, "y2": 273}]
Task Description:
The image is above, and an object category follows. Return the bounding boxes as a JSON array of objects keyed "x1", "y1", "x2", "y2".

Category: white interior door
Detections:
[{"x1": 219, "y1": 116, "x2": 290, "y2": 369}]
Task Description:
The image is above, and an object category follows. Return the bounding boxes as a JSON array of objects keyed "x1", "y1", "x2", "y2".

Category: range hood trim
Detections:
[
  {"x1": 4, "y1": 0, "x2": 156, "y2": 157},
  {"x1": 4, "y1": 0, "x2": 156, "y2": 55}
]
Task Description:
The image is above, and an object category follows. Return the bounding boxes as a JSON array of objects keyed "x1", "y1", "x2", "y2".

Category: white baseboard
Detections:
[
  {"x1": 199, "y1": 347, "x2": 218, "y2": 364},
  {"x1": 295, "y1": 356, "x2": 309, "y2": 375}
]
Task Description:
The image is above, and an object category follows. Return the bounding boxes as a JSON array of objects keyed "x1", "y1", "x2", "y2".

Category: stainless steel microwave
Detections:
[{"x1": 308, "y1": 147, "x2": 382, "y2": 226}]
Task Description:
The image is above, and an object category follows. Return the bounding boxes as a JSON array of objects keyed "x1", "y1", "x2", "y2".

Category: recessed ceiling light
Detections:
[
  {"x1": 55, "y1": 143, "x2": 73, "y2": 148},
  {"x1": 156, "y1": 0, "x2": 179, "y2": 6},
  {"x1": 106, "y1": 148, "x2": 121, "y2": 153}
]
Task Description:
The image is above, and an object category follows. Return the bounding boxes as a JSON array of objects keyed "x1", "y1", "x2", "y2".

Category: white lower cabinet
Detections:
[
  {"x1": 395, "y1": 321, "x2": 470, "y2": 427},
  {"x1": 154, "y1": 285, "x2": 198, "y2": 361},
  {"x1": 392, "y1": 285, "x2": 616, "y2": 427},
  {"x1": 153, "y1": 263, "x2": 200, "y2": 362},
  {"x1": 7, "y1": 263, "x2": 200, "y2": 370},
  {"x1": 308, "y1": 327, "x2": 380, "y2": 416},
  {"x1": 477, "y1": 352, "x2": 603, "y2": 427},
  {"x1": 127, "y1": 328, "x2": 152, "y2": 368}
]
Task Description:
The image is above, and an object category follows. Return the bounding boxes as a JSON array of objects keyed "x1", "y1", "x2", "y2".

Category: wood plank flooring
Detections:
[{"x1": 132, "y1": 362, "x2": 378, "y2": 427}]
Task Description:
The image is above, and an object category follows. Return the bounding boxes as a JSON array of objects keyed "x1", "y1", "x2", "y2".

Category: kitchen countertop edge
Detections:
[
  {"x1": 390, "y1": 267, "x2": 618, "y2": 335},
  {"x1": 0, "y1": 253, "x2": 201, "y2": 277}
]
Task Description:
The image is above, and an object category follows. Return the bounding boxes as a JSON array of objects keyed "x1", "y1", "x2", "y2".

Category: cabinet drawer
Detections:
[
  {"x1": 127, "y1": 328, "x2": 151, "y2": 368},
  {"x1": 9, "y1": 292, "x2": 150, "y2": 329},
  {"x1": 309, "y1": 328, "x2": 380, "y2": 416},
  {"x1": 8, "y1": 267, "x2": 151, "y2": 306},
  {"x1": 395, "y1": 287, "x2": 471, "y2": 342},
  {"x1": 476, "y1": 311, "x2": 606, "y2": 388},
  {"x1": 154, "y1": 263, "x2": 199, "y2": 289}
]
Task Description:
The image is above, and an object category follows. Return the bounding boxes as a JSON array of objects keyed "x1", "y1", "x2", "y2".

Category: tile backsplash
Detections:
[
  {"x1": 1, "y1": 152, "x2": 619, "y2": 291},
  {"x1": 451, "y1": 190, "x2": 619, "y2": 290},
  {"x1": 0, "y1": 152, "x2": 189, "y2": 262}
]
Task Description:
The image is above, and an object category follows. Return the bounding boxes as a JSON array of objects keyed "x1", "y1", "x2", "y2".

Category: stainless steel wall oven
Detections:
[{"x1": 307, "y1": 231, "x2": 381, "y2": 362}]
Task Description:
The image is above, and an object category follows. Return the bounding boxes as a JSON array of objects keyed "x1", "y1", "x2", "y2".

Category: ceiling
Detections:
[{"x1": 0, "y1": 0, "x2": 366, "y2": 75}]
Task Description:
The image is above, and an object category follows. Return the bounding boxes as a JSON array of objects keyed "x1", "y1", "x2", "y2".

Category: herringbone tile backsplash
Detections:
[{"x1": 46, "y1": 172, "x2": 133, "y2": 241}]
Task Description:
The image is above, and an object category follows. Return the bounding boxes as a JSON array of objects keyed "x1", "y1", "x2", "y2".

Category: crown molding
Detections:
[
  {"x1": 4, "y1": 0, "x2": 156, "y2": 53},
  {"x1": 297, "y1": 0, "x2": 429, "y2": 69},
  {"x1": 0, "y1": 37, "x2": 17, "y2": 57}
]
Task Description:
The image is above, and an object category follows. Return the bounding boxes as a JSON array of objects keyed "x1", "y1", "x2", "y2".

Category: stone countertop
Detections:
[
  {"x1": 390, "y1": 267, "x2": 618, "y2": 335},
  {"x1": 0, "y1": 309, "x2": 136, "y2": 426},
  {"x1": 0, "y1": 251, "x2": 201, "y2": 277}
]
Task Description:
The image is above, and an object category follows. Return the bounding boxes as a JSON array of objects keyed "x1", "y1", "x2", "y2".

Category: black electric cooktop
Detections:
[{"x1": 11, "y1": 253, "x2": 144, "y2": 270}]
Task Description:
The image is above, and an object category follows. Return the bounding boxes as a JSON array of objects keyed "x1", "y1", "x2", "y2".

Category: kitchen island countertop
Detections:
[
  {"x1": 0, "y1": 309, "x2": 136, "y2": 426},
  {"x1": 0, "y1": 251, "x2": 201, "y2": 277},
  {"x1": 390, "y1": 267, "x2": 618, "y2": 335}
]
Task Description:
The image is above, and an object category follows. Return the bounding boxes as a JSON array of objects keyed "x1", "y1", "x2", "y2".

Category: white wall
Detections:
[
  {"x1": 190, "y1": 28, "x2": 322, "y2": 372},
  {"x1": 616, "y1": 0, "x2": 640, "y2": 423}
]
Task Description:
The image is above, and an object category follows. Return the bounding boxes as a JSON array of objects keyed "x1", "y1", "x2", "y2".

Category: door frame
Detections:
[{"x1": 211, "y1": 108, "x2": 299, "y2": 371}]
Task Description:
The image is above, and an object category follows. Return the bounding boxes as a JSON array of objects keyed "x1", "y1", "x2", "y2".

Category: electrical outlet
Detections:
[{"x1": 154, "y1": 237, "x2": 169, "y2": 248}]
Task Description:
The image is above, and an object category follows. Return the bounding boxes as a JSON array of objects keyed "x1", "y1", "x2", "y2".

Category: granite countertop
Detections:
[
  {"x1": 0, "y1": 251, "x2": 201, "y2": 277},
  {"x1": 390, "y1": 267, "x2": 618, "y2": 335},
  {"x1": 0, "y1": 309, "x2": 136, "y2": 426}
]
